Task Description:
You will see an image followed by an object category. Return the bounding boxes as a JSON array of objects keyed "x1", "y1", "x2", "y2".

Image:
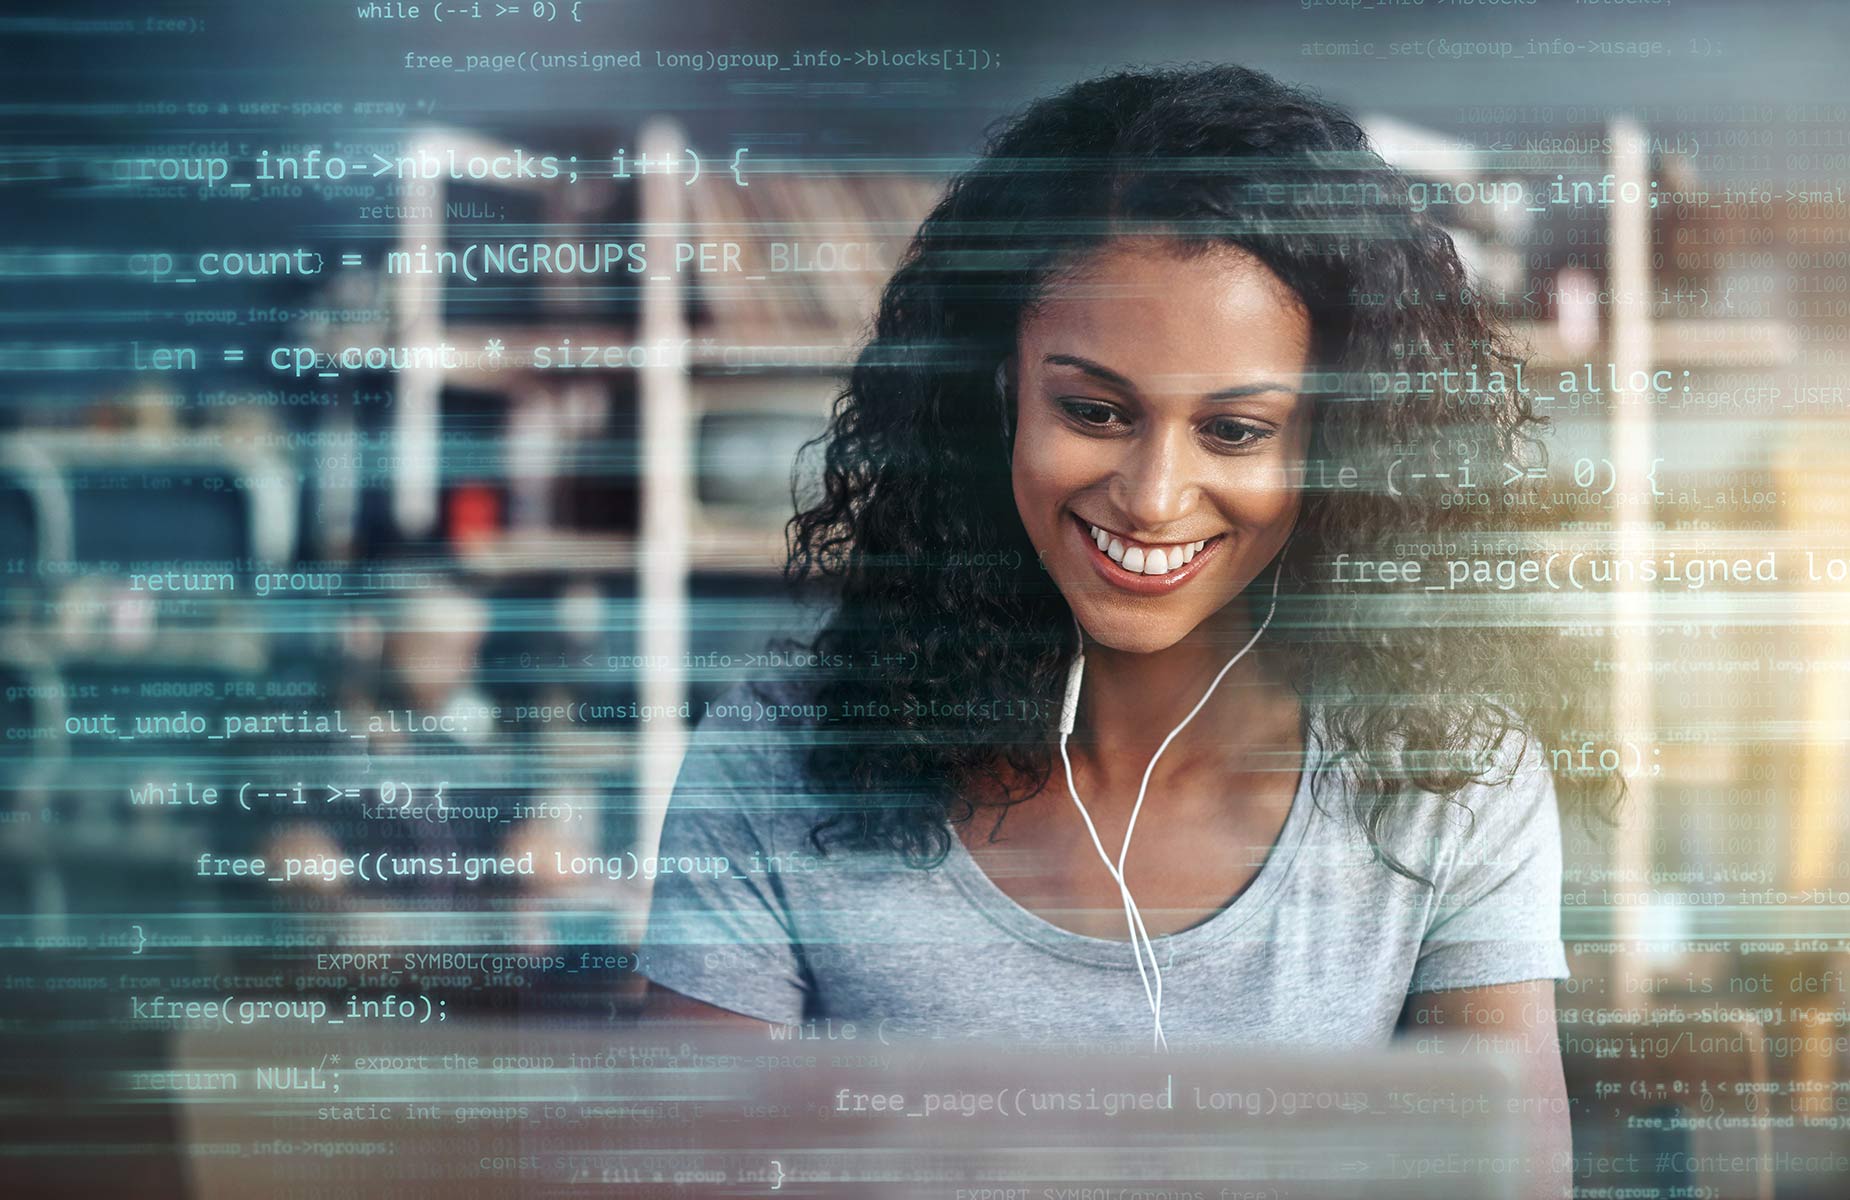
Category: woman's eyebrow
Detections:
[{"x1": 1042, "y1": 353, "x2": 1296, "y2": 401}]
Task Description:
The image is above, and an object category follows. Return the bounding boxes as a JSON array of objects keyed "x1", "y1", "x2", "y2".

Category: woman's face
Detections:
[{"x1": 1008, "y1": 238, "x2": 1314, "y2": 655}]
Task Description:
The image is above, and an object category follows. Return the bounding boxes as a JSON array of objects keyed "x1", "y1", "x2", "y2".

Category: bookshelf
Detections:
[
  {"x1": 1362, "y1": 112, "x2": 1799, "y2": 995},
  {"x1": 387, "y1": 120, "x2": 939, "y2": 937}
]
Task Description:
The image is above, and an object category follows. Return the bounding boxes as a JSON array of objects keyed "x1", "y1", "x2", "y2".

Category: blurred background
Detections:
[{"x1": 5, "y1": 0, "x2": 1850, "y2": 1196}]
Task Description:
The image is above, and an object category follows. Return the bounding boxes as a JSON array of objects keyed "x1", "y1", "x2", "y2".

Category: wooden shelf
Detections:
[
  {"x1": 1509, "y1": 319, "x2": 1798, "y2": 368},
  {"x1": 429, "y1": 323, "x2": 860, "y2": 385},
  {"x1": 453, "y1": 523, "x2": 785, "y2": 577}
]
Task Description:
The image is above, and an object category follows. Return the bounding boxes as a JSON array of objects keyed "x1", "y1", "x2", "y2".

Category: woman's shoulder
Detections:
[
  {"x1": 688, "y1": 673, "x2": 832, "y2": 772},
  {"x1": 1432, "y1": 723, "x2": 1555, "y2": 825},
  {"x1": 1424, "y1": 729, "x2": 1558, "y2": 890},
  {"x1": 670, "y1": 675, "x2": 834, "y2": 834},
  {"x1": 696, "y1": 673, "x2": 831, "y2": 728},
  {"x1": 1304, "y1": 714, "x2": 1559, "y2": 881}
]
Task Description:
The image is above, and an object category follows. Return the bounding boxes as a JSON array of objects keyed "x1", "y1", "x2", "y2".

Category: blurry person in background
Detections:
[{"x1": 262, "y1": 581, "x2": 508, "y2": 899}]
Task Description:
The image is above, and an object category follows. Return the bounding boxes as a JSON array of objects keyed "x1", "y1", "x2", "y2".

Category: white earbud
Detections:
[
  {"x1": 996, "y1": 362, "x2": 1013, "y2": 465},
  {"x1": 1057, "y1": 554, "x2": 1287, "y2": 1051}
]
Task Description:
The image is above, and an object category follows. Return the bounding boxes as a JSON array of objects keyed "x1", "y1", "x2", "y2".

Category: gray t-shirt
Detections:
[{"x1": 637, "y1": 678, "x2": 1569, "y2": 1047}]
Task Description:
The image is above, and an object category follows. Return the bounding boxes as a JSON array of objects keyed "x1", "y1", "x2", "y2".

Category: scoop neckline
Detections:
[{"x1": 939, "y1": 713, "x2": 1324, "y2": 968}]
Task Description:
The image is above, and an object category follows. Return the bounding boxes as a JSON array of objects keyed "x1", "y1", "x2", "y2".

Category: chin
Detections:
[{"x1": 1067, "y1": 599, "x2": 1198, "y2": 656}]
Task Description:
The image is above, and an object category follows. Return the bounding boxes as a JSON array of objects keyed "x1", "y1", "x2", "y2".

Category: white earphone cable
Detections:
[
  {"x1": 1058, "y1": 555, "x2": 1286, "y2": 1050},
  {"x1": 1059, "y1": 734, "x2": 1166, "y2": 1042}
]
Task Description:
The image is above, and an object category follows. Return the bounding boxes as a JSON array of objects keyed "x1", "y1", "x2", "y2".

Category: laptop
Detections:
[{"x1": 171, "y1": 1018, "x2": 1525, "y2": 1199}]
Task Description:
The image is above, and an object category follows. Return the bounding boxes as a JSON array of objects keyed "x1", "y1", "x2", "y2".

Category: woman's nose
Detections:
[{"x1": 1109, "y1": 426, "x2": 1198, "y2": 533}]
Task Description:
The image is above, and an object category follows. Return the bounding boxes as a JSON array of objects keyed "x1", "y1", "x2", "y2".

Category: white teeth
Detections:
[{"x1": 1083, "y1": 518, "x2": 1213, "y2": 574}]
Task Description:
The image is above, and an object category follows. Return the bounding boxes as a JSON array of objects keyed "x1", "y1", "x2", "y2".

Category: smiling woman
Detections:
[{"x1": 638, "y1": 61, "x2": 1616, "y2": 1196}]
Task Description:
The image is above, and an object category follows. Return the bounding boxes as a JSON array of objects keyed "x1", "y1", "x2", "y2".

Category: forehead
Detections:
[{"x1": 1020, "y1": 239, "x2": 1313, "y2": 388}]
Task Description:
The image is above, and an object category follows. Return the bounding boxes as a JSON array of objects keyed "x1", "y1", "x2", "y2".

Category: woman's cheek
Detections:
[
  {"x1": 1212, "y1": 457, "x2": 1297, "y2": 526},
  {"x1": 1014, "y1": 428, "x2": 1091, "y2": 509}
]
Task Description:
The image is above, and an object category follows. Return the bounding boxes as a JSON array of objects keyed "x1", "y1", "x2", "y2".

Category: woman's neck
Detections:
[{"x1": 1064, "y1": 611, "x2": 1299, "y2": 803}]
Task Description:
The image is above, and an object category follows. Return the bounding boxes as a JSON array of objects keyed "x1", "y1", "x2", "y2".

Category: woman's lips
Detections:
[{"x1": 1069, "y1": 512, "x2": 1225, "y2": 595}]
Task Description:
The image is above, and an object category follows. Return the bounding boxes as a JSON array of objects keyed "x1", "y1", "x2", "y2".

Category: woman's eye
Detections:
[
  {"x1": 1057, "y1": 399, "x2": 1123, "y2": 429},
  {"x1": 1205, "y1": 419, "x2": 1271, "y2": 448}
]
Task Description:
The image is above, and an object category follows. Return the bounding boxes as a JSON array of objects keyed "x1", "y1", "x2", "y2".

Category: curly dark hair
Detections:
[{"x1": 781, "y1": 61, "x2": 1621, "y2": 882}]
